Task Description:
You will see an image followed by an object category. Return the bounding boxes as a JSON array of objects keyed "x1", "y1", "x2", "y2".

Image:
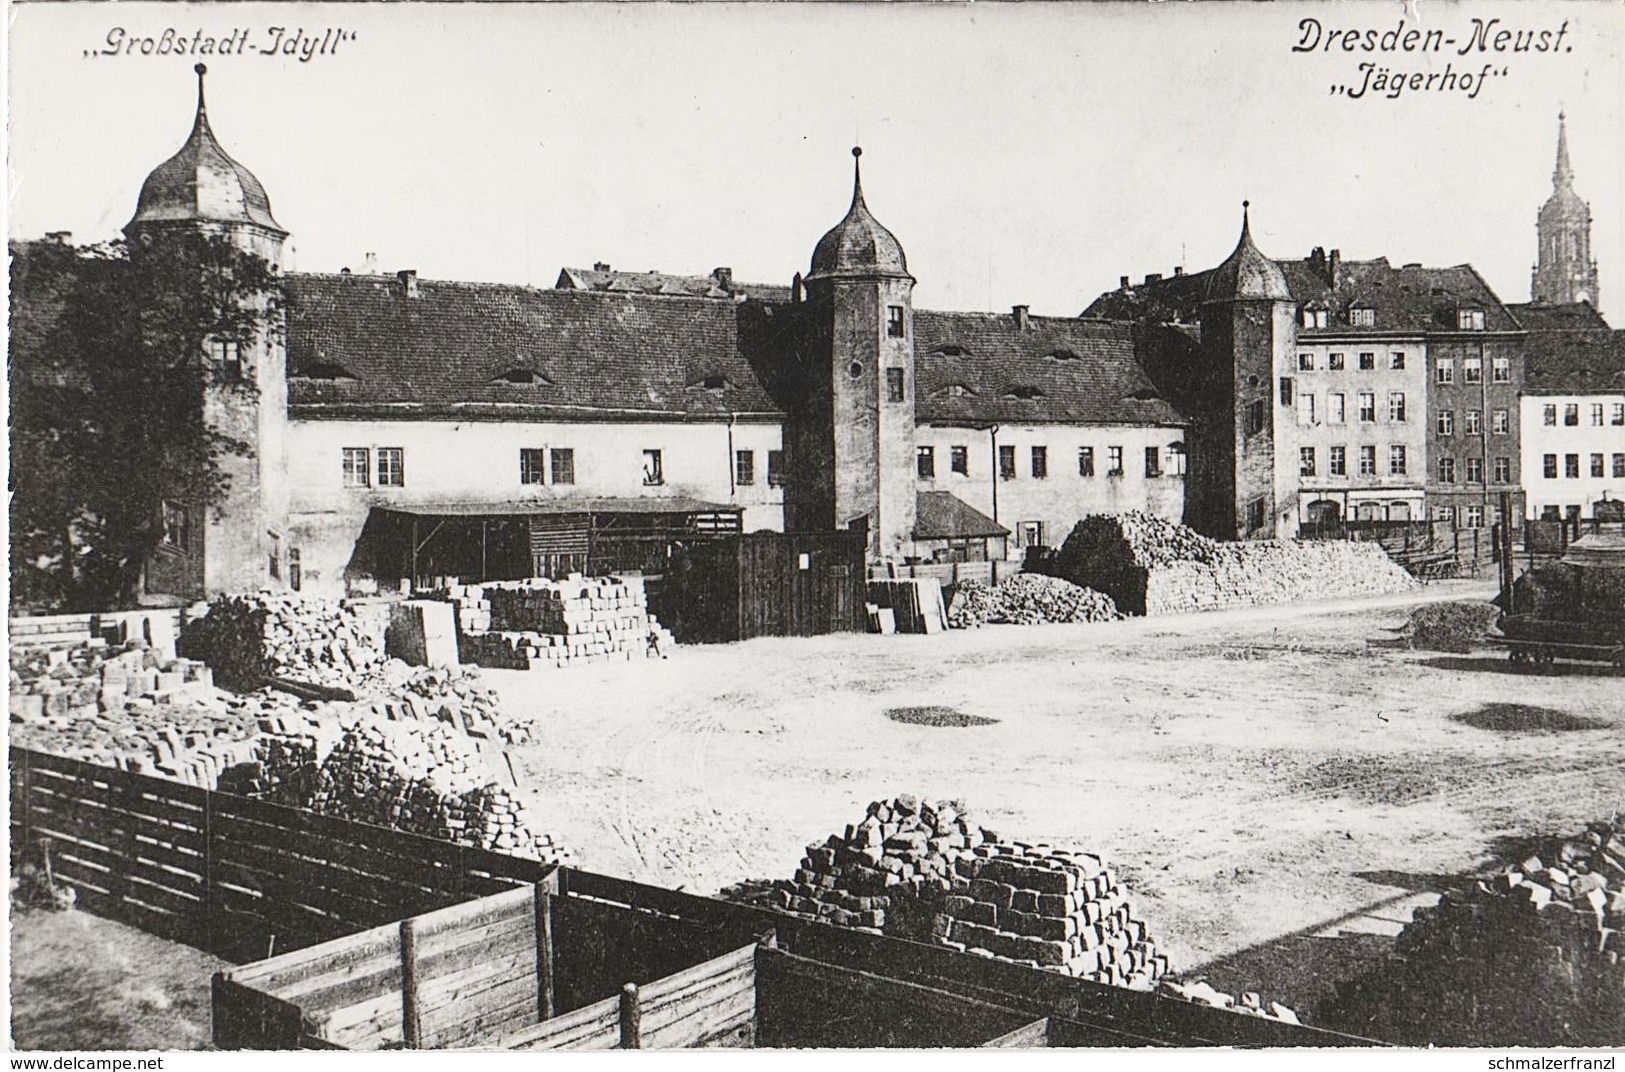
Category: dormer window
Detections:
[
  {"x1": 940, "y1": 383, "x2": 974, "y2": 399},
  {"x1": 1005, "y1": 385, "x2": 1044, "y2": 401},
  {"x1": 932, "y1": 344, "x2": 971, "y2": 357},
  {"x1": 295, "y1": 361, "x2": 358, "y2": 382},
  {"x1": 1045, "y1": 349, "x2": 1082, "y2": 362},
  {"x1": 494, "y1": 368, "x2": 553, "y2": 386},
  {"x1": 689, "y1": 374, "x2": 731, "y2": 391},
  {"x1": 1457, "y1": 309, "x2": 1486, "y2": 330},
  {"x1": 1348, "y1": 307, "x2": 1375, "y2": 328},
  {"x1": 1302, "y1": 308, "x2": 1329, "y2": 329}
]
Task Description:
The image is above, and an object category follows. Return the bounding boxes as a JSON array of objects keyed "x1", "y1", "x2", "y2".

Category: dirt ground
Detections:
[{"x1": 493, "y1": 579, "x2": 1625, "y2": 1013}]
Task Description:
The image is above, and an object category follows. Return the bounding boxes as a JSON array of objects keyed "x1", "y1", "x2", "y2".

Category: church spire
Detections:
[{"x1": 1554, "y1": 110, "x2": 1573, "y2": 189}]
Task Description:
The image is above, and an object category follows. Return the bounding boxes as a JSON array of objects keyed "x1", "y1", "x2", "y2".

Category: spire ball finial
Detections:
[
  {"x1": 195, "y1": 62, "x2": 207, "y2": 76},
  {"x1": 1242, "y1": 199, "x2": 1250, "y2": 210},
  {"x1": 852, "y1": 146, "x2": 862, "y2": 159}
]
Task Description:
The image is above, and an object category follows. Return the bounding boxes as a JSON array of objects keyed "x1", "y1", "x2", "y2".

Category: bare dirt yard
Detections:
[{"x1": 493, "y1": 579, "x2": 1625, "y2": 1014}]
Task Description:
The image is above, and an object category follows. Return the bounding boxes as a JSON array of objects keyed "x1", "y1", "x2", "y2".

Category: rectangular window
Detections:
[
  {"x1": 1359, "y1": 445, "x2": 1377, "y2": 476},
  {"x1": 1463, "y1": 356, "x2": 1483, "y2": 384},
  {"x1": 1018, "y1": 521, "x2": 1046, "y2": 549},
  {"x1": 1299, "y1": 446, "x2": 1316, "y2": 477},
  {"x1": 1164, "y1": 444, "x2": 1188, "y2": 476},
  {"x1": 1466, "y1": 457, "x2": 1483, "y2": 484},
  {"x1": 1390, "y1": 444, "x2": 1407, "y2": 476},
  {"x1": 1492, "y1": 356, "x2": 1510, "y2": 383},
  {"x1": 551, "y1": 448, "x2": 575, "y2": 485},
  {"x1": 520, "y1": 448, "x2": 546, "y2": 484},
  {"x1": 1492, "y1": 409, "x2": 1509, "y2": 435},
  {"x1": 1436, "y1": 410, "x2": 1454, "y2": 436},
  {"x1": 1614, "y1": 454, "x2": 1625, "y2": 479},
  {"x1": 1328, "y1": 392, "x2": 1346, "y2": 424},
  {"x1": 1298, "y1": 353, "x2": 1314, "y2": 371},
  {"x1": 1107, "y1": 446, "x2": 1124, "y2": 476},
  {"x1": 1279, "y1": 377, "x2": 1295, "y2": 406},
  {"x1": 1464, "y1": 409, "x2": 1481, "y2": 435},
  {"x1": 1031, "y1": 446, "x2": 1048, "y2": 479},
  {"x1": 1591, "y1": 453, "x2": 1605, "y2": 478},
  {"x1": 1590, "y1": 403, "x2": 1605, "y2": 426},
  {"x1": 1438, "y1": 457, "x2": 1456, "y2": 484},
  {"x1": 342, "y1": 448, "x2": 371, "y2": 488},
  {"x1": 1359, "y1": 352, "x2": 1375, "y2": 370},
  {"x1": 767, "y1": 449, "x2": 786, "y2": 487},
  {"x1": 1390, "y1": 352, "x2": 1406, "y2": 370},
  {"x1": 1565, "y1": 404, "x2": 1579, "y2": 426},
  {"x1": 1544, "y1": 454, "x2": 1558, "y2": 479},
  {"x1": 1247, "y1": 399, "x2": 1267, "y2": 437},
  {"x1": 268, "y1": 532, "x2": 281, "y2": 581},
  {"x1": 1436, "y1": 359, "x2": 1455, "y2": 385},
  {"x1": 1435, "y1": 505, "x2": 1457, "y2": 525},
  {"x1": 288, "y1": 547, "x2": 302, "y2": 592},
  {"x1": 736, "y1": 449, "x2": 756, "y2": 486},
  {"x1": 1465, "y1": 504, "x2": 1484, "y2": 529},
  {"x1": 643, "y1": 449, "x2": 664, "y2": 486},
  {"x1": 916, "y1": 446, "x2": 935, "y2": 480},
  {"x1": 1328, "y1": 353, "x2": 1345, "y2": 371},
  {"x1": 1388, "y1": 391, "x2": 1406, "y2": 423},
  {"x1": 1246, "y1": 498, "x2": 1266, "y2": 532},
  {"x1": 1297, "y1": 392, "x2": 1316, "y2": 426},
  {"x1": 1493, "y1": 457, "x2": 1511, "y2": 484},
  {"x1": 1544, "y1": 404, "x2": 1558, "y2": 426},
  {"x1": 999, "y1": 444, "x2": 1017, "y2": 480},
  {"x1": 1144, "y1": 446, "x2": 1160, "y2": 478},
  {"x1": 886, "y1": 305, "x2": 905, "y2": 338},
  {"x1": 1329, "y1": 446, "x2": 1347, "y2": 476},
  {"x1": 209, "y1": 338, "x2": 246, "y2": 380},
  {"x1": 1613, "y1": 403, "x2": 1624, "y2": 426},
  {"x1": 1358, "y1": 391, "x2": 1376, "y2": 422},
  {"x1": 1565, "y1": 453, "x2": 1580, "y2": 479},
  {"x1": 885, "y1": 367, "x2": 905, "y2": 403},
  {"x1": 1458, "y1": 309, "x2": 1486, "y2": 330},
  {"x1": 376, "y1": 448, "x2": 405, "y2": 487},
  {"x1": 950, "y1": 446, "x2": 968, "y2": 475},
  {"x1": 1350, "y1": 308, "x2": 1375, "y2": 328},
  {"x1": 1078, "y1": 447, "x2": 1095, "y2": 477}
]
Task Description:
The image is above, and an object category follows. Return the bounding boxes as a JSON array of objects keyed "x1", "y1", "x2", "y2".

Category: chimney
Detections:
[
  {"x1": 1012, "y1": 305, "x2": 1030, "y2": 331},
  {"x1": 1329, "y1": 249, "x2": 1342, "y2": 289},
  {"x1": 791, "y1": 272, "x2": 804, "y2": 303},
  {"x1": 340, "y1": 267, "x2": 352, "y2": 277},
  {"x1": 363, "y1": 252, "x2": 378, "y2": 274},
  {"x1": 44, "y1": 231, "x2": 72, "y2": 245},
  {"x1": 1119, "y1": 275, "x2": 1131, "y2": 290},
  {"x1": 397, "y1": 269, "x2": 419, "y2": 298},
  {"x1": 1145, "y1": 273, "x2": 1162, "y2": 285},
  {"x1": 712, "y1": 266, "x2": 734, "y2": 291},
  {"x1": 593, "y1": 261, "x2": 611, "y2": 272},
  {"x1": 1173, "y1": 266, "x2": 1184, "y2": 278}
]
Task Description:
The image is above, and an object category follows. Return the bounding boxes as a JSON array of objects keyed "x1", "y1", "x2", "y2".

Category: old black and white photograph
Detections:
[{"x1": 5, "y1": 0, "x2": 1624, "y2": 1060}]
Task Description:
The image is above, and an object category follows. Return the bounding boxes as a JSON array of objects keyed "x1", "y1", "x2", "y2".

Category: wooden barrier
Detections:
[{"x1": 11, "y1": 747, "x2": 553, "y2": 964}]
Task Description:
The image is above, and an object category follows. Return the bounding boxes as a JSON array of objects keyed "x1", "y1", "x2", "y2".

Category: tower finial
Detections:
[
  {"x1": 1554, "y1": 111, "x2": 1573, "y2": 188},
  {"x1": 850, "y1": 146, "x2": 865, "y2": 209}
]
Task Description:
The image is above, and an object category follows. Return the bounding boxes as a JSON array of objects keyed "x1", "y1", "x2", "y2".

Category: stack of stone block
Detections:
[
  {"x1": 179, "y1": 593, "x2": 388, "y2": 690},
  {"x1": 934, "y1": 845, "x2": 1168, "y2": 988},
  {"x1": 455, "y1": 576, "x2": 675, "y2": 669}
]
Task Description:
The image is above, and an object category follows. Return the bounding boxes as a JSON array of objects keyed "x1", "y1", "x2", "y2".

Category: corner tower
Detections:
[
  {"x1": 1531, "y1": 112, "x2": 1601, "y2": 312},
  {"x1": 124, "y1": 64, "x2": 290, "y2": 600},
  {"x1": 1196, "y1": 203, "x2": 1296, "y2": 540},
  {"x1": 800, "y1": 148, "x2": 917, "y2": 562}
]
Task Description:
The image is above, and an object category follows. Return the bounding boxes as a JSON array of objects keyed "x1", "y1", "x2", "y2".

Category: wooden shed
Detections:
[{"x1": 653, "y1": 530, "x2": 867, "y2": 643}]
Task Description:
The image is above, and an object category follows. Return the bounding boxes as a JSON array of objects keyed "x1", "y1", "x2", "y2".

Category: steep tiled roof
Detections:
[
  {"x1": 914, "y1": 311, "x2": 1184, "y2": 427},
  {"x1": 914, "y1": 491, "x2": 1008, "y2": 540},
  {"x1": 284, "y1": 273, "x2": 783, "y2": 420},
  {"x1": 555, "y1": 267, "x2": 791, "y2": 303},
  {"x1": 1507, "y1": 302, "x2": 1610, "y2": 332},
  {"x1": 1521, "y1": 329, "x2": 1625, "y2": 394},
  {"x1": 1085, "y1": 254, "x2": 1520, "y2": 334}
]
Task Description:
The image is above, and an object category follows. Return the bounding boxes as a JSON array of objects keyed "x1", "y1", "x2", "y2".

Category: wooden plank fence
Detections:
[{"x1": 10, "y1": 747, "x2": 554, "y2": 964}]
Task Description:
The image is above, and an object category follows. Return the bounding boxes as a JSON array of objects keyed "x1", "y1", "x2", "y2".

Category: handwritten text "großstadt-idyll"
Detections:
[
  {"x1": 88, "y1": 27, "x2": 355, "y2": 63},
  {"x1": 1293, "y1": 17, "x2": 1575, "y2": 101}
]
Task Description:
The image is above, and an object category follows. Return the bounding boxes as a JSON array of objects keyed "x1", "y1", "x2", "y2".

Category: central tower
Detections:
[
  {"x1": 802, "y1": 148, "x2": 918, "y2": 563},
  {"x1": 1531, "y1": 112, "x2": 1601, "y2": 312}
]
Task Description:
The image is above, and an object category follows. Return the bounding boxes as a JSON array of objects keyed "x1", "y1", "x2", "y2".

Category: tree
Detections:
[{"x1": 9, "y1": 233, "x2": 282, "y2": 611}]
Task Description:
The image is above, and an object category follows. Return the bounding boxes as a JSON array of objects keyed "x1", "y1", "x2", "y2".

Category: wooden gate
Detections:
[{"x1": 655, "y1": 532, "x2": 867, "y2": 643}]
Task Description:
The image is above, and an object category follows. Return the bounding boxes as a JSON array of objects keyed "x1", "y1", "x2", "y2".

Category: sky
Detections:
[{"x1": 8, "y1": 1, "x2": 1625, "y2": 318}]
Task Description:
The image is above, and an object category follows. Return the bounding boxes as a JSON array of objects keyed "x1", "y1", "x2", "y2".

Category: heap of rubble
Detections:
[
  {"x1": 1049, "y1": 512, "x2": 1417, "y2": 616},
  {"x1": 179, "y1": 594, "x2": 388, "y2": 690},
  {"x1": 947, "y1": 575, "x2": 1120, "y2": 628},
  {"x1": 1322, "y1": 814, "x2": 1625, "y2": 1045}
]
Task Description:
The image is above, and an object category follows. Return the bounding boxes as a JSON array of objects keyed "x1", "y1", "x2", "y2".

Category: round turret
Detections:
[{"x1": 1205, "y1": 202, "x2": 1291, "y2": 303}]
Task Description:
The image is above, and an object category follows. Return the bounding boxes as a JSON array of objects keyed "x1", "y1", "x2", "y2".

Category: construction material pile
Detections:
[
  {"x1": 944, "y1": 579, "x2": 997, "y2": 629},
  {"x1": 1402, "y1": 601, "x2": 1501, "y2": 653},
  {"x1": 179, "y1": 594, "x2": 388, "y2": 690},
  {"x1": 1050, "y1": 512, "x2": 1417, "y2": 616},
  {"x1": 247, "y1": 711, "x2": 571, "y2": 863},
  {"x1": 733, "y1": 795, "x2": 1168, "y2": 989},
  {"x1": 946, "y1": 576, "x2": 1118, "y2": 627},
  {"x1": 866, "y1": 578, "x2": 948, "y2": 633},
  {"x1": 1323, "y1": 814, "x2": 1625, "y2": 1045},
  {"x1": 448, "y1": 577, "x2": 675, "y2": 669},
  {"x1": 366, "y1": 661, "x2": 540, "y2": 747},
  {"x1": 9, "y1": 636, "x2": 263, "y2": 783}
]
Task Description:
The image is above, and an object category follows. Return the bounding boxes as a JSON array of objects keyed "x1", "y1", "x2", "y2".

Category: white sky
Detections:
[{"x1": 8, "y1": 1, "x2": 1625, "y2": 317}]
